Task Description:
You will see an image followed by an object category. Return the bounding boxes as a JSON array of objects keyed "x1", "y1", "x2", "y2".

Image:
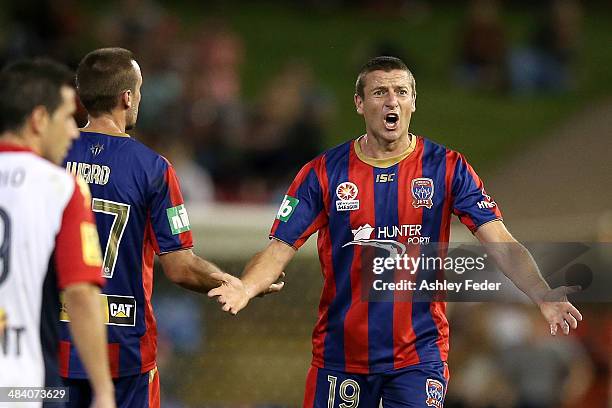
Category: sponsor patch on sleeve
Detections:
[
  {"x1": 276, "y1": 195, "x2": 299, "y2": 222},
  {"x1": 60, "y1": 294, "x2": 136, "y2": 327},
  {"x1": 80, "y1": 222, "x2": 103, "y2": 267},
  {"x1": 166, "y1": 204, "x2": 191, "y2": 235}
]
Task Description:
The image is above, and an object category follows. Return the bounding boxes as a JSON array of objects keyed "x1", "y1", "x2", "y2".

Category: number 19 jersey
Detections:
[
  {"x1": 60, "y1": 131, "x2": 194, "y2": 378},
  {"x1": 271, "y1": 135, "x2": 502, "y2": 374}
]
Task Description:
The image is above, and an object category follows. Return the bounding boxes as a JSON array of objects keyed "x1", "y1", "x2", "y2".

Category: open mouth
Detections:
[{"x1": 384, "y1": 113, "x2": 399, "y2": 130}]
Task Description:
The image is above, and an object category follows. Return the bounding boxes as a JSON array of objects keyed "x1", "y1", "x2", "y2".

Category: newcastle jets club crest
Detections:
[
  {"x1": 411, "y1": 178, "x2": 434, "y2": 209},
  {"x1": 425, "y1": 378, "x2": 444, "y2": 408}
]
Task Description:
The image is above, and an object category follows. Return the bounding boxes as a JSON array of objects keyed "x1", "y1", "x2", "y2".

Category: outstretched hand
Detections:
[{"x1": 538, "y1": 285, "x2": 583, "y2": 336}]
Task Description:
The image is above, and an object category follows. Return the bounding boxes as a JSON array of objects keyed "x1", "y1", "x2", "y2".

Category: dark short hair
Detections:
[
  {"x1": 0, "y1": 58, "x2": 74, "y2": 134},
  {"x1": 76, "y1": 47, "x2": 138, "y2": 116},
  {"x1": 355, "y1": 56, "x2": 416, "y2": 98}
]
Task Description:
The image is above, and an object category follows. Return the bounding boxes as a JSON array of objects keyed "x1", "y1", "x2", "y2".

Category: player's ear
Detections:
[
  {"x1": 354, "y1": 93, "x2": 364, "y2": 115},
  {"x1": 121, "y1": 90, "x2": 132, "y2": 109},
  {"x1": 29, "y1": 105, "x2": 50, "y2": 135}
]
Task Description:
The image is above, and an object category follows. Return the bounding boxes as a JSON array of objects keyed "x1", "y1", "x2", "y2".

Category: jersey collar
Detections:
[
  {"x1": 353, "y1": 134, "x2": 417, "y2": 168},
  {"x1": 0, "y1": 142, "x2": 34, "y2": 153},
  {"x1": 79, "y1": 129, "x2": 130, "y2": 138}
]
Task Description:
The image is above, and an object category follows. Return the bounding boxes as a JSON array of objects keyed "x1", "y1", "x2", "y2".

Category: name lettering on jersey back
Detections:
[
  {"x1": 0, "y1": 167, "x2": 25, "y2": 188},
  {"x1": 0, "y1": 309, "x2": 26, "y2": 357},
  {"x1": 66, "y1": 162, "x2": 111, "y2": 185}
]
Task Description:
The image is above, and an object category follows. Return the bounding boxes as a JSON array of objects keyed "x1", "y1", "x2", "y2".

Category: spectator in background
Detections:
[
  {"x1": 455, "y1": 0, "x2": 508, "y2": 92},
  {"x1": 244, "y1": 60, "x2": 330, "y2": 202},
  {"x1": 161, "y1": 137, "x2": 215, "y2": 206},
  {"x1": 182, "y1": 22, "x2": 249, "y2": 199},
  {"x1": 510, "y1": 0, "x2": 583, "y2": 94},
  {"x1": 496, "y1": 308, "x2": 593, "y2": 408}
]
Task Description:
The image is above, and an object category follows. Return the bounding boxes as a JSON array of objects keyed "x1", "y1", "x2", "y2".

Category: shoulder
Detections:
[
  {"x1": 293, "y1": 139, "x2": 354, "y2": 181},
  {"x1": 26, "y1": 154, "x2": 76, "y2": 208},
  {"x1": 321, "y1": 138, "x2": 354, "y2": 163},
  {"x1": 30, "y1": 154, "x2": 74, "y2": 187},
  {"x1": 418, "y1": 135, "x2": 465, "y2": 163},
  {"x1": 123, "y1": 138, "x2": 173, "y2": 175}
]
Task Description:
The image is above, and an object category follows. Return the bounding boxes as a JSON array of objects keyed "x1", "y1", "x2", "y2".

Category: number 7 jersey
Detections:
[{"x1": 61, "y1": 131, "x2": 194, "y2": 378}]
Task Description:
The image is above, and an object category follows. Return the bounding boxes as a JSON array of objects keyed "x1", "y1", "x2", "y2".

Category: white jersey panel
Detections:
[{"x1": 0, "y1": 152, "x2": 74, "y2": 389}]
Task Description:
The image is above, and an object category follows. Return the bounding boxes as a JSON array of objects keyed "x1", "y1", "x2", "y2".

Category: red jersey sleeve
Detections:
[
  {"x1": 55, "y1": 178, "x2": 105, "y2": 289},
  {"x1": 148, "y1": 160, "x2": 194, "y2": 254}
]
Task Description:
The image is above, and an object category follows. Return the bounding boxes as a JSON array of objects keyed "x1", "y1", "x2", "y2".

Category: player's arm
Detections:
[
  {"x1": 63, "y1": 283, "x2": 115, "y2": 408},
  {"x1": 475, "y1": 220, "x2": 583, "y2": 335},
  {"x1": 159, "y1": 249, "x2": 227, "y2": 292},
  {"x1": 159, "y1": 249, "x2": 285, "y2": 295},
  {"x1": 55, "y1": 179, "x2": 115, "y2": 407},
  {"x1": 208, "y1": 239, "x2": 295, "y2": 315}
]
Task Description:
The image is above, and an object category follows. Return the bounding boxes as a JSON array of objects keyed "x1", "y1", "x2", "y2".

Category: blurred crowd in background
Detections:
[
  {"x1": 2, "y1": 0, "x2": 610, "y2": 407},
  {"x1": 0, "y1": 0, "x2": 587, "y2": 204}
]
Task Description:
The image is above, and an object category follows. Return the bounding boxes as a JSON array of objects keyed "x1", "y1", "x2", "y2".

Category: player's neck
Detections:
[
  {"x1": 83, "y1": 114, "x2": 128, "y2": 136},
  {"x1": 360, "y1": 133, "x2": 411, "y2": 159},
  {"x1": 0, "y1": 131, "x2": 41, "y2": 154}
]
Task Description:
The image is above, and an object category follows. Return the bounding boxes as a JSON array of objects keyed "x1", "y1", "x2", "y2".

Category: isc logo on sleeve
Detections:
[
  {"x1": 276, "y1": 195, "x2": 299, "y2": 222},
  {"x1": 166, "y1": 204, "x2": 190, "y2": 235}
]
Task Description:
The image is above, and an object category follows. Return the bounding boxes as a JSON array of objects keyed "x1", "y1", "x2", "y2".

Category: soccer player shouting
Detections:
[{"x1": 209, "y1": 56, "x2": 582, "y2": 407}]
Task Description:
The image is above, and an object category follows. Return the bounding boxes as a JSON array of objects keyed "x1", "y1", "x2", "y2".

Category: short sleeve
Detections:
[
  {"x1": 148, "y1": 159, "x2": 194, "y2": 254},
  {"x1": 55, "y1": 178, "x2": 105, "y2": 289},
  {"x1": 270, "y1": 159, "x2": 327, "y2": 249},
  {"x1": 451, "y1": 154, "x2": 502, "y2": 232}
]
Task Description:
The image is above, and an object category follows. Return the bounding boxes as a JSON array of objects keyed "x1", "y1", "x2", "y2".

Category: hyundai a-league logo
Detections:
[
  {"x1": 90, "y1": 143, "x2": 104, "y2": 157},
  {"x1": 412, "y1": 178, "x2": 434, "y2": 209},
  {"x1": 425, "y1": 378, "x2": 444, "y2": 408},
  {"x1": 336, "y1": 182, "x2": 359, "y2": 211}
]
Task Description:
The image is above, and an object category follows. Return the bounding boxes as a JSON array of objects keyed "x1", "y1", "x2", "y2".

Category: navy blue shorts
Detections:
[
  {"x1": 62, "y1": 367, "x2": 159, "y2": 408},
  {"x1": 303, "y1": 362, "x2": 449, "y2": 408}
]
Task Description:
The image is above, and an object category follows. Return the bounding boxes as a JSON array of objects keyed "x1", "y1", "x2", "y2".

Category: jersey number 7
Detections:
[{"x1": 92, "y1": 198, "x2": 130, "y2": 279}]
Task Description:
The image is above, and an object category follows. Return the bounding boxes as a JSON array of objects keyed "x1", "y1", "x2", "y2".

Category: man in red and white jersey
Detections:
[{"x1": 0, "y1": 59, "x2": 115, "y2": 408}]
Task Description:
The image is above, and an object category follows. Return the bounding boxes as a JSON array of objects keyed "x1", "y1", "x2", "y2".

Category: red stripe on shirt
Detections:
[
  {"x1": 311, "y1": 226, "x2": 335, "y2": 368},
  {"x1": 108, "y1": 343, "x2": 120, "y2": 378},
  {"x1": 164, "y1": 165, "x2": 193, "y2": 248},
  {"x1": 427, "y1": 151, "x2": 459, "y2": 362},
  {"x1": 314, "y1": 156, "x2": 330, "y2": 215},
  {"x1": 294, "y1": 210, "x2": 327, "y2": 249},
  {"x1": 270, "y1": 160, "x2": 317, "y2": 237},
  {"x1": 139, "y1": 215, "x2": 158, "y2": 374},
  {"x1": 393, "y1": 137, "x2": 424, "y2": 368},
  {"x1": 463, "y1": 156, "x2": 502, "y2": 220},
  {"x1": 342, "y1": 144, "x2": 372, "y2": 372},
  {"x1": 302, "y1": 366, "x2": 319, "y2": 408},
  {"x1": 58, "y1": 340, "x2": 71, "y2": 377},
  {"x1": 310, "y1": 154, "x2": 335, "y2": 366}
]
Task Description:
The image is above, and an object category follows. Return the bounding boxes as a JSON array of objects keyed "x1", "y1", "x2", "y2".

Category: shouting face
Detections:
[{"x1": 354, "y1": 69, "x2": 416, "y2": 145}]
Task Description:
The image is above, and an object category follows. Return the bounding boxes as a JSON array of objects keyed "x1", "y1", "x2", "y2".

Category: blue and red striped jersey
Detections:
[
  {"x1": 270, "y1": 135, "x2": 502, "y2": 374},
  {"x1": 60, "y1": 131, "x2": 193, "y2": 378}
]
